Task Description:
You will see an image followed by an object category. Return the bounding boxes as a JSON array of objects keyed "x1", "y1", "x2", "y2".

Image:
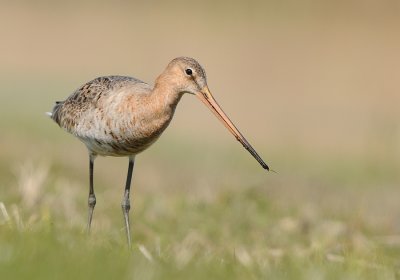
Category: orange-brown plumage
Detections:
[{"x1": 48, "y1": 57, "x2": 269, "y2": 246}]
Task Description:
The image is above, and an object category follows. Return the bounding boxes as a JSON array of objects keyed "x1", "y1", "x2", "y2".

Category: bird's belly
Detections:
[
  {"x1": 78, "y1": 117, "x2": 169, "y2": 157},
  {"x1": 80, "y1": 134, "x2": 160, "y2": 157},
  {"x1": 74, "y1": 104, "x2": 173, "y2": 156}
]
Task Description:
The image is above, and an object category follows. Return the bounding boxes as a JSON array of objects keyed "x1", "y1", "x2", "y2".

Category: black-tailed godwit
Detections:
[{"x1": 48, "y1": 57, "x2": 269, "y2": 246}]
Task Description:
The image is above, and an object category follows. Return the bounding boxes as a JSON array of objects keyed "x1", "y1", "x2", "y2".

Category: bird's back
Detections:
[{"x1": 51, "y1": 75, "x2": 147, "y2": 126}]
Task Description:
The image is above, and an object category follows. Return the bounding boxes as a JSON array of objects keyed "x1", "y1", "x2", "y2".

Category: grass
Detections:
[
  {"x1": 0, "y1": 194, "x2": 399, "y2": 280},
  {"x1": 0, "y1": 155, "x2": 399, "y2": 279}
]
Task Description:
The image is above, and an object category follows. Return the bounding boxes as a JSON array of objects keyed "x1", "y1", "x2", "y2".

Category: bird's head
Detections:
[
  {"x1": 162, "y1": 56, "x2": 208, "y2": 96},
  {"x1": 158, "y1": 57, "x2": 269, "y2": 170}
]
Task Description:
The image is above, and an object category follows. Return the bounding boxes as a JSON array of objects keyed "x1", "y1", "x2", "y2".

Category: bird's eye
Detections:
[{"x1": 185, "y1": 68, "x2": 193, "y2": 76}]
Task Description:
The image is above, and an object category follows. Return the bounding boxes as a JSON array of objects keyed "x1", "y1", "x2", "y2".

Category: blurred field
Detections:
[{"x1": 1, "y1": 1, "x2": 400, "y2": 279}]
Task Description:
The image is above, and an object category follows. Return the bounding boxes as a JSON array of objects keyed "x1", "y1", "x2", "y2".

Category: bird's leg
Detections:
[
  {"x1": 87, "y1": 154, "x2": 96, "y2": 233},
  {"x1": 122, "y1": 156, "x2": 135, "y2": 247}
]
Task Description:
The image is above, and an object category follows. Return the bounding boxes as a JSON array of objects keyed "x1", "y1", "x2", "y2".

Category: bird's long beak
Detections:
[{"x1": 196, "y1": 86, "x2": 269, "y2": 170}]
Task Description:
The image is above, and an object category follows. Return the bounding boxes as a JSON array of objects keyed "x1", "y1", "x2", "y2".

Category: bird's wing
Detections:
[
  {"x1": 67, "y1": 75, "x2": 147, "y2": 105},
  {"x1": 50, "y1": 75, "x2": 149, "y2": 128}
]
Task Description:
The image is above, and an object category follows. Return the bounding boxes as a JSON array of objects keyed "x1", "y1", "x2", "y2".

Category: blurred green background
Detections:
[{"x1": 0, "y1": 1, "x2": 399, "y2": 279}]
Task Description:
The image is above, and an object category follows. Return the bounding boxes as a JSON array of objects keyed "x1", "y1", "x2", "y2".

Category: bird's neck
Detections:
[
  {"x1": 128, "y1": 78, "x2": 182, "y2": 140},
  {"x1": 152, "y1": 74, "x2": 184, "y2": 114}
]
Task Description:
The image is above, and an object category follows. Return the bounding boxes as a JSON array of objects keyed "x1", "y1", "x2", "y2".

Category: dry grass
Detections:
[{"x1": 1, "y1": 157, "x2": 399, "y2": 279}]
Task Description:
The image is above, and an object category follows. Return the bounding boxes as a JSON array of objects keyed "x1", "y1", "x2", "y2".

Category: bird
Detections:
[{"x1": 48, "y1": 57, "x2": 269, "y2": 247}]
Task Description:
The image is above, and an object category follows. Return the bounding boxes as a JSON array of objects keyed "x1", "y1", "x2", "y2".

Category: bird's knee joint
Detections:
[
  {"x1": 88, "y1": 194, "x2": 96, "y2": 207},
  {"x1": 121, "y1": 201, "x2": 130, "y2": 211}
]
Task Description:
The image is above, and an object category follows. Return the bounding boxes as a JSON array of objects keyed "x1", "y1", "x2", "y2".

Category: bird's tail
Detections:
[{"x1": 47, "y1": 101, "x2": 64, "y2": 125}]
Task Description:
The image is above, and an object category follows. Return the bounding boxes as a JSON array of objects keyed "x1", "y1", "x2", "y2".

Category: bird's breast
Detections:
[{"x1": 78, "y1": 100, "x2": 174, "y2": 156}]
